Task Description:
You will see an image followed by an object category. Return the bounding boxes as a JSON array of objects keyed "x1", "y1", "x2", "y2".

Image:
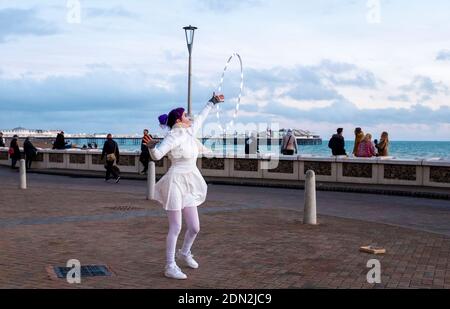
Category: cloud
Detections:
[
  {"x1": 84, "y1": 6, "x2": 138, "y2": 19},
  {"x1": 0, "y1": 8, "x2": 59, "y2": 43},
  {"x1": 0, "y1": 66, "x2": 213, "y2": 133},
  {"x1": 318, "y1": 60, "x2": 379, "y2": 89},
  {"x1": 1, "y1": 60, "x2": 449, "y2": 137},
  {"x1": 198, "y1": 0, "x2": 262, "y2": 12},
  {"x1": 436, "y1": 50, "x2": 450, "y2": 61},
  {"x1": 240, "y1": 60, "x2": 378, "y2": 107},
  {"x1": 399, "y1": 75, "x2": 449, "y2": 101},
  {"x1": 388, "y1": 94, "x2": 410, "y2": 102}
]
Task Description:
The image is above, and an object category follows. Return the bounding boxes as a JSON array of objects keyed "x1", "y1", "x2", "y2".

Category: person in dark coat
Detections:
[
  {"x1": 53, "y1": 131, "x2": 66, "y2": 150},
  {"x1": 101, "y1": 134, "x2": 120, "y2": 183},
  {"x1": 139, "y1": 129, "x2": 153, "y2": 174},
  {"x1": 328, "y1": 128, "x2": 347, "y2": 156},
  {"x1": 9, "y1": 135, "x2": 21, "y2": 169},
  {"x1": 23, "y1": 137, "x2": 38, "y2": 169},
  {"x1": 0, "y1": 132, "x2": 5, "y2": 147}
]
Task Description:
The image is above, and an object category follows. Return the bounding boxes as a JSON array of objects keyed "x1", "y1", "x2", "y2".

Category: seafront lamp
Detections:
[{"x1": 183, "y1": 25, "x2": 197, "y2": 117}]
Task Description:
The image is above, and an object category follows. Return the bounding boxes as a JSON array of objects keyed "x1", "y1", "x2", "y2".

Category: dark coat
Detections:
[
  {"x1": 101, "y1": 139, "x2": 120, "y2": 163},
  {"x1": 24, "y1": 139, "x2": 37, "y2": 157},
  {"x1": 9, "y1": 138, "x2": 21, "y2": 159},
  {"x1": 328, "y1": 134, "x2": 346, "y2": 156},
  {"x1": 0, "y1": 137, "x2": 5, "y2": 147},
  {"x1": 53, "y1": 134, "x2": 66, "y2": 150}
]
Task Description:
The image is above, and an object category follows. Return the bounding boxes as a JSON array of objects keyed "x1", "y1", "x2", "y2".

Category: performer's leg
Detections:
[
  {"x1": 166, "y1": 210, "x2": 182, "y2": 266},
  {"x1": 181, "y1": 206, "x2": 200, "y2": 255}
]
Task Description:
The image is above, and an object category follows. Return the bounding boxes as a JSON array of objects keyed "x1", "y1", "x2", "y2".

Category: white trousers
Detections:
[{"x1": 166, "y1": 207, "x2": 200, "y2": 266}]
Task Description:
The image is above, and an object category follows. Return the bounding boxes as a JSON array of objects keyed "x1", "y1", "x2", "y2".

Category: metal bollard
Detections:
[
  {"x1": 19, "y1": 159, "x2": 27, "y2": 190},
  {"x1": 303, "y1": 170, "x2": 317, "y2": 224},
  {"x1": 146, "y1": 162, "x2": 156, "y2": 200}
]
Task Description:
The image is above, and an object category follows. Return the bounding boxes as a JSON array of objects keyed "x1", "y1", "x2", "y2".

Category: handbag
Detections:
[
  {"x1": 8, "y1": 147, "x2": 14, "y2": 156},
  {"x1": 106, "y1": 143, "x2": 117, "y2": 162}
]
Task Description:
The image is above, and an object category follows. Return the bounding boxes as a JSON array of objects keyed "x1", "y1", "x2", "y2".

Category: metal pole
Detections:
[
  {"x1": 19, "y1": 159, "x2": 27, "y2": 190},
  {"x1": 146, "y1": 162, "x2": 156, "y2": 200},
  {"x1": 187, "y1": 52, "x2": 192, "y2": 117},
  {"x1": 303, "y1": 170, "x2": 317, "y2": 224}
]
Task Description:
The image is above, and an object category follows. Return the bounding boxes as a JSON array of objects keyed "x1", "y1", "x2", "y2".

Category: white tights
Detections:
[{"x1": 166, "y1": 207, "x2": 200, "y2": 266}]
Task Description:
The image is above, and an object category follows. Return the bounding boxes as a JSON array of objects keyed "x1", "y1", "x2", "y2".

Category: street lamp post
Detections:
[{"x1": 183, "y1": 25, "x2": 197, "y2": 117}]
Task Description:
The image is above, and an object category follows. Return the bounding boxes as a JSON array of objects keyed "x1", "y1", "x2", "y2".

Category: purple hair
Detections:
[
  {"x1": 167, "y1": 107, "x2": 185, "y2": 129},
  {"x1": 158, "y1": 114, "x2": 168, "y2": 126}
]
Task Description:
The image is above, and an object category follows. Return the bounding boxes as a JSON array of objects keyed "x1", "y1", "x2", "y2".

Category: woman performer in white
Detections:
[{"x1": 149, "y1": 93, "x2": 224, "y2": 280}]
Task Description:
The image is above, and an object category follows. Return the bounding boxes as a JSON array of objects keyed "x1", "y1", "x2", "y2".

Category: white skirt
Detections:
[{"x1": 154, "y1": 166, "x2": 208, "y2": 211}]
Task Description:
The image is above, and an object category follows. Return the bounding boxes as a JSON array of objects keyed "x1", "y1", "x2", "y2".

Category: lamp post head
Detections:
[{"x1": 183, "y1": 25, "x2": 197, "y2": 53}]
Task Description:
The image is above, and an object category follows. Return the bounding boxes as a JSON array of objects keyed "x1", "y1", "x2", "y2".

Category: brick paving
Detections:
[{"x1": 1, "y1": 182, "x2": 450, "y2": 289}]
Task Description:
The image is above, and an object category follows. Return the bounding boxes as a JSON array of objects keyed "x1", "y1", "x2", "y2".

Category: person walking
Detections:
[
  {"x1": 101, "y1": 134, "x2": 120, "y2": 183},
  {"x1": 375, "y1": 131, "x2": 390, "y2": 157},
  {"x1": 139, "y1": 129, "x2": 153, "y2": 175},
  {"x1": 328, "y1": 128, "x2": 347, "y2": 156},
  {"x1": 9, "y1": 135, "x2": 21, "y2": 169},
  {"x1": 149, "y1": 92, "x2": 224, "y2": 280},
  {"x1": 23, "y1": 137, "x2": 38, "y2": 169},
  {"x1": 281, "y1": 129, "x2": 298, "y2": 155}
]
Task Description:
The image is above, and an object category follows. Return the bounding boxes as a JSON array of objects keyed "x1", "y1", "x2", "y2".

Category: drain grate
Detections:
[
  {"x1": 53, "y1": 265, "x2": 112, "y2": 278},
  {"x1": 105, "y1": 205, "x2": 144, "y2": 211}
]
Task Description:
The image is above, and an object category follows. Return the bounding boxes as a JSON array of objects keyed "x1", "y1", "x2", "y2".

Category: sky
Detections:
[{"x1": 0, "y1": 0, "x2": 449, "y2": 140}]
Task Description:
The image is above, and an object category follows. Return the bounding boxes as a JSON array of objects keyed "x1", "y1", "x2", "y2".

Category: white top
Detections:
[{"x1": 150, "y1": 102, "x2": 213, "y2": 211}]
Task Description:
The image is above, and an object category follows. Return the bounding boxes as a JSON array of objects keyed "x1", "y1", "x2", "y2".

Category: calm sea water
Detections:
[{"x1": 68, "y1": 138, "x2": 450, "y2": 160}]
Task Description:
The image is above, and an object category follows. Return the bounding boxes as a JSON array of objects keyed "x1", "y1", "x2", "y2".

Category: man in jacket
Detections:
[
  {"x1": 139, "y1": 129, "x2": 153, "y2": 175},
  {"x1": 0, "y1": 132, "x2": 5, "y2": 147},
  {"x1": 101, "y1": 134, "x2": 120, "y2": 183},
  {"x1": 328, "y1": 128, "x2": 347, "y2": 156},
  {"x1": 23, "y1": 137, "x2": 38, "y2": 169}
]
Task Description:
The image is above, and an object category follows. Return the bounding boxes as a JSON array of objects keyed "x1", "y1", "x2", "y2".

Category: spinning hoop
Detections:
[{"x1": 215, "y1": 53, "x2": 244, "y2": 133}]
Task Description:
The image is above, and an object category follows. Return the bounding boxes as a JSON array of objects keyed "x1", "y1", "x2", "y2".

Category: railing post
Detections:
[
  {"x1": 19, "y1": 159, "x2": 27, "y2": 189},
  {"x1": 304, "y1": 170, "x2": 317, "y2": 224},
  {"x1": 146, "y1": 162, "x2": 156, "y2": 200}
]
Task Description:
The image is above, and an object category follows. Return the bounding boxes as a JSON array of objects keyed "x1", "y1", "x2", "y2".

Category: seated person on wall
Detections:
[
  {"x1": 375, "y1": 131, "x2": 390, "y2": 157},
  {"x1": 356, "y1": 133, "x2": 376, "y2": 158},
  {"x1": 53, "y1": 131, "x2": 66, "y2": 150},
  {"x1": 352, "y1": 127, "x2": 364, "y2": 156},
  {"x1": 328, "y1": 128, "x2": 347, "y2": 156}
]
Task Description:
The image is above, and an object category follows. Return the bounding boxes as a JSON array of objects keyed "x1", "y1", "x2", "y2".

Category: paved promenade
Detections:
[{"x1": 1, "y1": 167, "x2": 450, "y2": 288}]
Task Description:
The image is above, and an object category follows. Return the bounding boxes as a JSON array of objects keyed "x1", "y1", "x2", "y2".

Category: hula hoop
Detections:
[{"x1": 215, "y1": 53, "x2": 244, "y2": 133}]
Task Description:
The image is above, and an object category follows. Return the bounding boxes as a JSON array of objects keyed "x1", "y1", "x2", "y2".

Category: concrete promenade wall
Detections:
[{"x1": 1, "y1": 147, "x2": 449, "y2": 189}]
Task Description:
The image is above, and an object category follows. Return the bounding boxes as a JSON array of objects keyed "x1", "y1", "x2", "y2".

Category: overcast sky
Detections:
[{"x1": 0, "y1": 0, "x2": 449, "y2": 140}]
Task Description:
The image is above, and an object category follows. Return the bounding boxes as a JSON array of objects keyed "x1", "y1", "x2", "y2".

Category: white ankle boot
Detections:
[
  {"x1": 165, "y1": 263, "x2": 187, "y2": 280},
  {"x1": 176, "y1": 250, "x2": 199, "y2": 269}
]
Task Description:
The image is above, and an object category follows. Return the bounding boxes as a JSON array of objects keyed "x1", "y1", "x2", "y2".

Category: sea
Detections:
[{"x1": 67, "y1": 138, "x2": 450, "y2": 160}]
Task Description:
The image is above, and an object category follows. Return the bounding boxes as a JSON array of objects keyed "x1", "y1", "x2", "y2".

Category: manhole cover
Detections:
[
  {"x1": 105, "y1": 205, "x2": 144, "y2": 211},
  {"x1": 53, "y1": 265, "x2": 112, "y2": 278}
]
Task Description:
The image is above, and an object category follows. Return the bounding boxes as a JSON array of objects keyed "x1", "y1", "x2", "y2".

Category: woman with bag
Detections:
[
  {"x1": 101, "y1": 134, "x2": 120, "y2": 183},
  {"x1": 149, "y1": 92, "x2": 224, "y2": 280},
  {"x1": 9, "y1": 135, "x2": 21, "y2": 169}
]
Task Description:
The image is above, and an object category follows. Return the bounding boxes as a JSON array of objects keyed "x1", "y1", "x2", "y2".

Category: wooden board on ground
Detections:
[{"x1": 359, "y1": 245, "x2": 386, "y2": 255}]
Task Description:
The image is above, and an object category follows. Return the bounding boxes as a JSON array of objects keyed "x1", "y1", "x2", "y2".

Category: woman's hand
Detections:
[{"x1": 209, "y1": 92, "x2": 225, "y2": 104}]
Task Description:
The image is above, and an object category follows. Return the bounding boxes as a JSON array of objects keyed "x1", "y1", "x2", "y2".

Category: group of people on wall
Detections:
[{"x1": 328, "y1": 127, "x2": 390, "y2": 157}]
